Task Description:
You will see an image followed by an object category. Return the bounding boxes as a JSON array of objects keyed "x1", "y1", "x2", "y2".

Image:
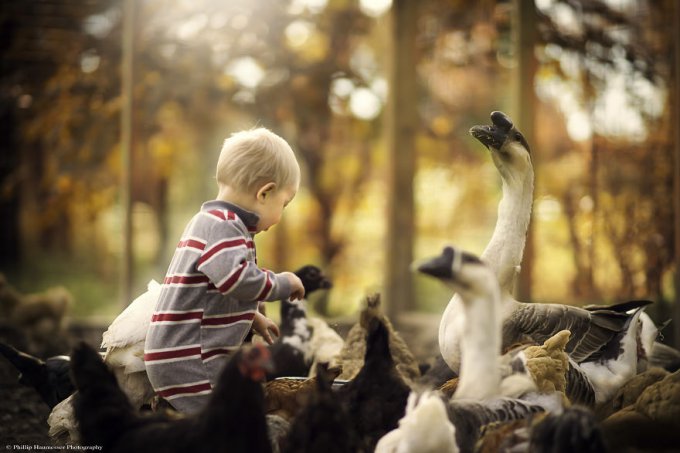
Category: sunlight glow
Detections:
[
  {"x1": 359, "y1": 0, "x2": 392, "y2": 17},
  {"x1": 226, "y1": 57, "x2": 265, "y2": 89},
  {"x1": 535, "y1": 196, "x2": 562, "y2": 221},
  {"x1": 349, "y1": 87, "x2": 382, "y2": 120},
  {"x1": 176, "y1": 14, "x2": 208, "y2": 40},
  {"x1": 289, "y1": 0, "x2": 328, "y2": 15},
  {"x1": 83, "y1": 10, "x2": 118, "y2": 39},
  {"x1": 331, "y1": 78, "x2": 355, "y2": 98},
  {"x1": 286, "y1": 20, "x2": 313, "y2": 48},
  {"x1": 80, "y1": 50, "x2": 101, "y2": 73},
  {"x1": 567, "y1": 111, "x2": 592, "y2": 142}
]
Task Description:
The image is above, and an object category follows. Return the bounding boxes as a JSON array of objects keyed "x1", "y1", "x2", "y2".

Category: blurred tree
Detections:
[
  {"x1": 385, "y1": 0, "x2": 418, "y2": 318},
  {"x1": 536, "y1": 0, "x2": 674, "y2": 310},
  {"x1": 0, "y1": 0, "x2": 112, "y2": 269},
  {"x1": 513, "y1": 0, "x2": 538, "y2": 301}
]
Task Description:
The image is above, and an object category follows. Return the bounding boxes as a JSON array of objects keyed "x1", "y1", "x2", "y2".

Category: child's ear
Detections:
[{"x1": 256, "y1": 182, "x2": 277, "y2": 203}]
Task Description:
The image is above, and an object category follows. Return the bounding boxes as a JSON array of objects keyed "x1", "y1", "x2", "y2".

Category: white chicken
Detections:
[{"x1": 47, "y1": 280, "x2": 161, "y2": 442}]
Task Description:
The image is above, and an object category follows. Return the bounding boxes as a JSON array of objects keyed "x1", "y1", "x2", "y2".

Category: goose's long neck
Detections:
[
  {"x1": 481, "y1": 172, "x2": 534, "y2": 294},
  {"x1": 454, "y1": 283, "x2": 502, "y2": 400}
]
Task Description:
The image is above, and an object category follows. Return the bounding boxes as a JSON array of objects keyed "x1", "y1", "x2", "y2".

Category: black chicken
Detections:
[
  {"x1": 0, "y1": 341, "x2": 73, "y2": 408},
  {"x1": 283, "y1": 363, "x2": 357, "y2": 453},
  {"x1": 71, "y1": 341, "x2": 273, "y2": 453},
  {"x1": 335, "y1": 316, "x2": 410, "y2": 453}
]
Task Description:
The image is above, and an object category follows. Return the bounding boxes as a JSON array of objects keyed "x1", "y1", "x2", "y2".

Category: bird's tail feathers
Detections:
[{"x1": 71, "y1": 342, "x2": 135, "y2": 447}]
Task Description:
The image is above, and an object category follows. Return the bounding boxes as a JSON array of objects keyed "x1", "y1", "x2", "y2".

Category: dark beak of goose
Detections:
[
  {"x1": 417, "y1": 246, "x2": 456, "y2": 280},
  {"x1": 469, "y1": 111, "x2": 513, "y2": 151}
]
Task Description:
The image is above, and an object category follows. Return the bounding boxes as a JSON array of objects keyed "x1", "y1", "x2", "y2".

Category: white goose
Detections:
[
  {"x1": 438, "y1": 112, "x2": 650, "y2": 404},
  {"x1": 412, "y1": 246, "x2": 555, "y2": 453}
]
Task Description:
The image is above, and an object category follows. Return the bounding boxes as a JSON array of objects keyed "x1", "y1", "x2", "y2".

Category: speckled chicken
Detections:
[
  {"x1": 266, "y1": 265, "x2": 332, "y2": 380},
  {"x1": 264, "y1": 365, "x2": 342, "y2": 421},
  {"x1": 337, "y1": 294, "x2": 420, "y2": 386}
]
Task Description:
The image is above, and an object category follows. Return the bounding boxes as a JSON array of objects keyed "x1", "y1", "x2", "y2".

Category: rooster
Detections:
[{"x1": 71, "y1": 341, "x2": 273, "y2": 453}]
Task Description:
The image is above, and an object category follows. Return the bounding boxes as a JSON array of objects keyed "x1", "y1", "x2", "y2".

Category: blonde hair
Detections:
[{"x1": 216, "y1": 128, "x2": 300, "y2": 193}]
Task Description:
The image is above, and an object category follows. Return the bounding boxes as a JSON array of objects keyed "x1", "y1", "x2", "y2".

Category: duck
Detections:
[{"x1": 438, "y1": 112, "x2": 649, "y2": 403}]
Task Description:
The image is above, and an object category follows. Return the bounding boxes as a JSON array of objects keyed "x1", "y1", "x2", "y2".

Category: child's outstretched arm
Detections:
[{"x1": 197, "y1": 220, "x2": 299, "y2": 302}]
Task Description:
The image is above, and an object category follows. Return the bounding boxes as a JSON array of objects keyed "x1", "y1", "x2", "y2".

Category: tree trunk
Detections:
[
  {"x1": 513, "y1": 0, "x2": 537, "y2": 302},
  {"x1": 120, "y1": 0, "x2": 136, "y2": 308},
  {"x1": 0, "y1": 102, "x2": 21, "y2": 271}
]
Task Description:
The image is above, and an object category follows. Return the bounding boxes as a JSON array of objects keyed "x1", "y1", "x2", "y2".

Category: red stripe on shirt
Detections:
[
  {"x1": 163, "y1": 275, "x2": 209, "y2": 285},
  {"x1": 198, "y1": 238, "x2": 249, "y2": 266},
  {"x1": 144, "y1": 346, "x2": 202, "y2": 362},
  {"x1": 217, "y1": 262, "x2": 247, "y2": 293},
  {"x1": 256, "y1": 272, "x2": 273, "y2": 301},
  {"x1": 227, "y1": 211, "x2": 235, "y2": 221},
  {"x1": 156, "y1": 382, "x2": 212, "y2": 399},
  {"x1": 207, "y1": 210, "x2": 226, "y2": 221},
  {"x1": 151, "y1": 311, "x2": 203, "y2": 323},
  {"x1": 201, "y1": 312, "x2": 255, "y2": 326},
  {"x1": 177, "y1": 238, "x2": 206, "y2": 250},
  {"x1": 201, "y1": 348, "x2": 232, "y2": 360}
]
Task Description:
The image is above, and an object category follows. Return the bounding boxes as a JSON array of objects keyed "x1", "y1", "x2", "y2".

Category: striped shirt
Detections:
[{"x1": 144, "y1": 200, "x2": 291, "y2": 413}]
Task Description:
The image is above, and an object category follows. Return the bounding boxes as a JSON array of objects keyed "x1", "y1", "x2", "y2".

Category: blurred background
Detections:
[{"x1": 1, "y1": 0, "x2": 680, "y2": 355}]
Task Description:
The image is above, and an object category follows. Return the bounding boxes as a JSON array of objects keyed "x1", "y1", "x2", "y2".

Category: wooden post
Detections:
[
  {"x1": 385, "y1": 0, "x2": 417, "y2": 320},
  {"x1": 120, "y1": 0, "x2": 135, "y2": 308},
  {"x1": 513, "y1": 0, "x2": 537, "y2": 302}
]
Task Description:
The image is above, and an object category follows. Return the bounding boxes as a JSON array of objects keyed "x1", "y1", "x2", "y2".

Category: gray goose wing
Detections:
[
  {"x1": 565, "y1": 358, "x2": 596, "y2": 407},
  {"x1": 447, "y1": 397, "x2": 544, "y2": 453},
  {"x1": 504, "y1": 303, "x2": 634, "y2": 363},
  {"x1": 582, "y1": 299, "x2": 653, "y2": 313}
]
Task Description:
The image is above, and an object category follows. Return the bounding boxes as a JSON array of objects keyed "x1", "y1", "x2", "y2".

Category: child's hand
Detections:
[
  {"x1": 252, "y1": 312, "x2": 280, "y2": 345},
  {"x1": 283, "y1": 272, "x2": 305, "y2": 300}
]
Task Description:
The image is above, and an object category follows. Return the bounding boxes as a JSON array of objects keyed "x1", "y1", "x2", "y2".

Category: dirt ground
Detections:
[
  {"x1": 0, "y1": 322, "x2": 105, "y2": 451},
  {"x1": 0, "y1": 355, "x2": 59, "y2": 450}
]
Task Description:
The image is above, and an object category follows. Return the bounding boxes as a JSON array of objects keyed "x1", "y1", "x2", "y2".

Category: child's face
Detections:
[{"x1": 255, "y1": 185, "x2": 297, "y2": 233}]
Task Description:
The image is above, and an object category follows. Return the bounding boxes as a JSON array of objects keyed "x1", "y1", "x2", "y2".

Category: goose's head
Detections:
[
  {"x1": 470, "y1": 111, "x2": 532, "y2": 183},
  {"x1": 417, "y1": 246, "x2": 498, "y2": 302}
]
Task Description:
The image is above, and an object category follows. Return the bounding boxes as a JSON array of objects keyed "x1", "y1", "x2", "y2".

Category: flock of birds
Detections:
[{"x1": 2, "y1": 111, "x2": 680, "y2": 452}]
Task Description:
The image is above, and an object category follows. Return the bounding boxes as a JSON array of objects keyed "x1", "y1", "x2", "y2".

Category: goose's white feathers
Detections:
[{"x1": 375, "y1": 392, "x2": 457, "y2": 453}]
